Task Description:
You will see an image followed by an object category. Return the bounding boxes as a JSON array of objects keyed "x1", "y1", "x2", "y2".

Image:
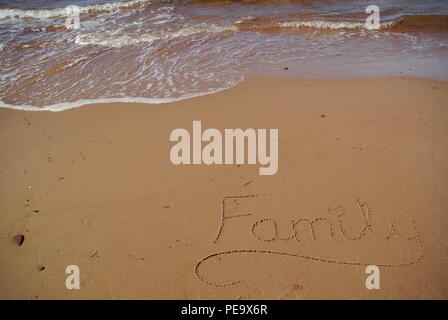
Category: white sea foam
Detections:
[
  {"x1": 0, "y1": 0, "x2": 150, "y2": 20},
  {"x1": 75, "y1": 24, "x2": 239, "y2": 47},
  {"x1": 0, "y1": 82, "x2": 241, "y2": 112},
  {"x1": 278, "y1": 19, "x2": 400, "y2": 30}
]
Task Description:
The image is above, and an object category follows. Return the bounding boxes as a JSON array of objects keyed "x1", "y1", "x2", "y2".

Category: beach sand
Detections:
[{"x1": 0, "y1": 75, "x2": 447, "y2": 299}]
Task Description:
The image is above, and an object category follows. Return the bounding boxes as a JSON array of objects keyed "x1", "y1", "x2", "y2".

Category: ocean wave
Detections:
[
  {"x1": 75, "y1": 24, "x2": 238, "y2": 47},
  {"x1": 0, "y1": 85, "x2": 237, "y2": 111},
  {"x1": 232, "y1": 15, "x2": 405, "y2": 31},
  {"x1": 234, "y1": 14, "x2": 448, "y2": 32},
  {"x1": 72, "y1": 14, "x2": 448, "y2": 48},
  {"x1": 272, "y1": 19, "x2": 397, "y2": 30},
  {"x1": 0, "y1": 0, "x2": 150, "y2": 20}
]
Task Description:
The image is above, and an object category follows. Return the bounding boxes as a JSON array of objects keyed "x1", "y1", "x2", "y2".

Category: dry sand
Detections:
[{"x1": 0, "y1": 75, "x2": 447, "y2": 299}]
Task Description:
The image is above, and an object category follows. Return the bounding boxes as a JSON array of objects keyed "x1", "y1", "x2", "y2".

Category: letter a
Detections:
[
  {"x1": 365, "y1": 265, "x2": 380, "y2": 289},
  {"x1": 365, "y1": 5, "x2": 380, "y2": 30},
  {"x1": 65, "y1": 5, "x2": 81, "y2": 30},
  {"x1": 66, "y1": 265, "x2": 80, "y2": 290},
  {"x1": 170, "y1": 128, "x2": 190, "y2": 164}
]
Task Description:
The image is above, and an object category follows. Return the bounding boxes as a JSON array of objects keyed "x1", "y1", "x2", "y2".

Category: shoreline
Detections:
[
  {"x1": 1, "y1": 75, "x2": 447, "y2": 299},
  {"x1": 1, "y1": 75, "x2": 448, "y2": 112}
]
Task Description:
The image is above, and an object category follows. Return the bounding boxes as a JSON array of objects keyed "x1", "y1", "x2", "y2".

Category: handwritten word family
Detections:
[{"x1": 195, "y1": 195, "x2": 424, "y2": 287}]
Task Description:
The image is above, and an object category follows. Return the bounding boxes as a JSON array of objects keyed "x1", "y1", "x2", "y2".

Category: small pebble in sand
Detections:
[
  {"x1": 291, "y1": 283, "x2": 302, "y2": 291},
  {"x1": 12, "y1": 234, "x2": 25, "y2": 246}
]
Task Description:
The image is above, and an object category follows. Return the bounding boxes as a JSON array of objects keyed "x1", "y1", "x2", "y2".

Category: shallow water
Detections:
[{"x1": 0, "y1": 0, "x2": 447, "y2": 110}]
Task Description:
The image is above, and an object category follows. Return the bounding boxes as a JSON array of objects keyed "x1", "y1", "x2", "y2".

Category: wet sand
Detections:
[{"x1": 0, "y1": 75, "x2": 447, "y2": 299}]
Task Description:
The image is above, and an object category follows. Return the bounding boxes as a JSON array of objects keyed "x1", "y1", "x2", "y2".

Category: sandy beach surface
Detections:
[{"x1": 0, "y1": 75, "x2": 447, "y2": 299}]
